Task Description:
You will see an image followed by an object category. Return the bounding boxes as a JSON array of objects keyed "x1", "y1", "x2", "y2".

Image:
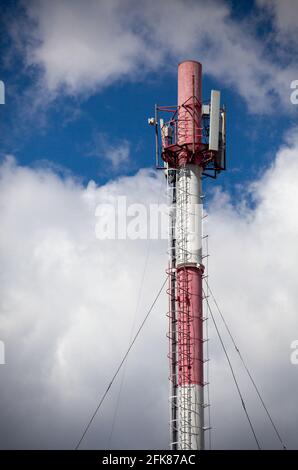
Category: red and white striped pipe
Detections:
[{"x1": 176, "y1": 61, "x2": 204, "y2": 450}]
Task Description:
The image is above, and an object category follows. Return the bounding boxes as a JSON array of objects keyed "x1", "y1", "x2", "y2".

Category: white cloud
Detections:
[
  {"x1": 89, "y1": 133, "x2": 130, "y2": 169},
  {"x1": 0, "y1": 131, "x2": 298, "y2": 448},
  {"x1": 107, "y1": 143, "x2": 130, "y2": 168},
  {"x1": 257, "y1": 0, "x2": 298, "y2": 39},
  {"x1": 17, "y1": 0, "x2": 298, "y2": 112},
  {"x1": 0, "y1": 157, "x2": 168, "y2": 449},
  {"x1": 22, "y1": 0, "x2": 146, "y2": 94},
  {"x1": 206, "y1": 129, "x2": 298, "y2": 448}
]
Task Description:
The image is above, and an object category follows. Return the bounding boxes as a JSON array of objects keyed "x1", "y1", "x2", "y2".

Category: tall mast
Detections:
[
  {"x1": 175, "y1": 60, "x2": 204, "y2": 450},
  {"x1": 149, "y1": 60, "x2": 226, "y2": 450}
]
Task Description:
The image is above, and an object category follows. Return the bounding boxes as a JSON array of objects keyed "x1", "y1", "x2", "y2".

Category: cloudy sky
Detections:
[{"x1": 0, "y1": 0, "x2": 298, "y2": 450}]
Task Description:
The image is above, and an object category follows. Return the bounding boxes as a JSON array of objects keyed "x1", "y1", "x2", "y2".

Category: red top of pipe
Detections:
[
  {"x1": 178, "y1": 60, "x2": 202, "y2": 109},
  {"x1": 177, "y1": 60, "x2": 202, "y2": 165}
]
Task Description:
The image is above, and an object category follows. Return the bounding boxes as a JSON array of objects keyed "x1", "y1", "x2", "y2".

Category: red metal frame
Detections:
[{"x1": 158, "y1": 101, "x2": 223, "y2": 170}]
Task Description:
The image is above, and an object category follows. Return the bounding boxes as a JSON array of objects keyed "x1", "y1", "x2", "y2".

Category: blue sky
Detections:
[{"x1": 0, "y1": 0, "x2": 297, "y2": 197}]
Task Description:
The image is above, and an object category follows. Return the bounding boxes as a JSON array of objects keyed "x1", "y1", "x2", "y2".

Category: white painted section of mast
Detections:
[
  {"x1": 176, "y1": 164, "x2": 202, "y2": 267},
  {"x1": 178, "y1": 384, "x2": 204, "y2": 450}
]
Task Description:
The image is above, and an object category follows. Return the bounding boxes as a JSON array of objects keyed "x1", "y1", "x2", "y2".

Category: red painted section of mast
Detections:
[
  {"x1": 177, "y1": 267, "x2": 204, "y2": 386},
  {"x1": 177, "y1": 60, "x2": 202, "y2": 165}
]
